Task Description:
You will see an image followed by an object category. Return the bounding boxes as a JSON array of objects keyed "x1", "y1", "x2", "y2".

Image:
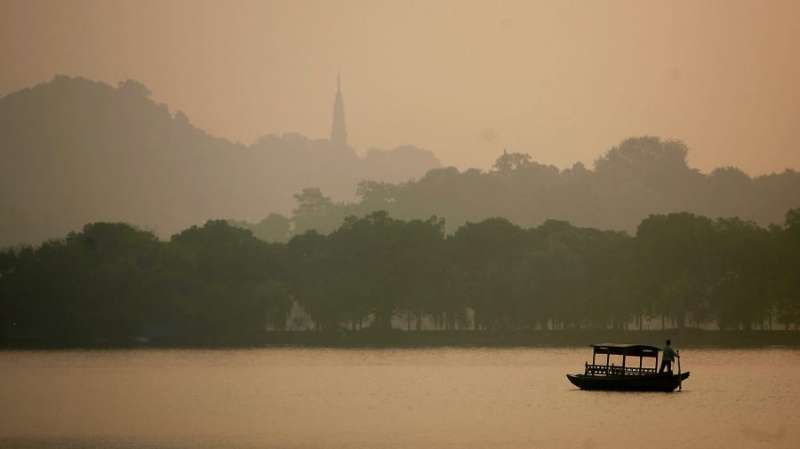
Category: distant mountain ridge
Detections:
[
  {"x1": 0, "y1": 75, "x2": 441, "y2": 246},
  {"x1": 2, "y1": 76, "x2": 798, "y2": 246}
]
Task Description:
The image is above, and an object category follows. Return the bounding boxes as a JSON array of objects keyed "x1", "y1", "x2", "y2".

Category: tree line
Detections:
[
  {"x1": 238, "y1": 137, "x2": 799, "y2": 242},
  {"x1": 1, "y1": 209, "x2": 799, "y2": 344}
]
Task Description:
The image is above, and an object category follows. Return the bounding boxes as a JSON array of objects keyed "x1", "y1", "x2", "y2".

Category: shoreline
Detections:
[{"x1": 3, "y1": 329, "x2": 800, "y2": 350}]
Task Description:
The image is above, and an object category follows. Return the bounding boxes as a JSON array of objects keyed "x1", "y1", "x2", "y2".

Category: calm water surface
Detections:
[{"x1": 1, "y1": 348, "x2": 798, "y2": 449}]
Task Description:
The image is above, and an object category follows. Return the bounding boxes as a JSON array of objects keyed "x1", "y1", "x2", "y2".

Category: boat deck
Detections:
[{"x1": 585, "y1": 363, "x2": 658, "y2": 376}]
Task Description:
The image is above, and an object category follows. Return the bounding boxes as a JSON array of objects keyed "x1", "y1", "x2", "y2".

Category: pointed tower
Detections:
[{"x1": 330, "y1": 74, "x2": 348, "y2": 146}]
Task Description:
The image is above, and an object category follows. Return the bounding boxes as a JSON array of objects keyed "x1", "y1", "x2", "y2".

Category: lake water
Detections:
[{"x1": 1, "y1": 348, "x2": 798, "y2": 449}]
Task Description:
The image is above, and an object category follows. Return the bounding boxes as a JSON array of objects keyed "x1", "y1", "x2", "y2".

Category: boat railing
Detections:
[{"x1": 584, "y1": 363, "x2": 658, "y2": 376}]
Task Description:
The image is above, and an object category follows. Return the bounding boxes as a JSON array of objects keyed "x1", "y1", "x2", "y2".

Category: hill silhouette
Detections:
[
  {"x1": 0, "y1": 75, "x2": 441, "y2": 246},
  {"x1": 2, "y1": 76, "x2": 798, "y2": 245}
]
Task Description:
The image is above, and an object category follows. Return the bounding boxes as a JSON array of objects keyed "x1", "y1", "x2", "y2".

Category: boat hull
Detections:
[{"x1": 567, "y1": 372, "x2": 690, "y2": 392}]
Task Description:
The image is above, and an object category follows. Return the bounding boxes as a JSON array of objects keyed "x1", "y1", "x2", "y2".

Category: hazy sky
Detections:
[{"x1": 2, "y1": 0, "x2": 798, "y2": 174}]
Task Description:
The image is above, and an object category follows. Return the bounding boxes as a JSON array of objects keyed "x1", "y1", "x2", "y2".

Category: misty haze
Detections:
[{"x1": 1, "y1": 1, "x2": 800, "y2": 449}]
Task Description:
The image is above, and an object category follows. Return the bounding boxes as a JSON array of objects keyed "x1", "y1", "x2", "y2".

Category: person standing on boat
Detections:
[{"x1": 659, "y1": 339, "x2": 679, "y2": 374}]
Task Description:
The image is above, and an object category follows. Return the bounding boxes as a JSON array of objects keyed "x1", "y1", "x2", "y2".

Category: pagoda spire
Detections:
[{"x1": 330, "y1": 73, "x2": 348, "y2": 146}]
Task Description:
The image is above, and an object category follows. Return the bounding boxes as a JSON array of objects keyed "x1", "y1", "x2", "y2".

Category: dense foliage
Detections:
[{"x1": 2, "y1": 209, "x2": 799, "y2": 344}]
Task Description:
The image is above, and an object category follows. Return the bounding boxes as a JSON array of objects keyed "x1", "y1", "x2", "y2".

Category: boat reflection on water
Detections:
[{"x1": 567, "y1": 343, "x2": 690, "y2": 392}]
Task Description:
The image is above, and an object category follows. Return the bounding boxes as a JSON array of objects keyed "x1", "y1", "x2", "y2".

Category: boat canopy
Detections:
[{"x1": 591, "y1": 343, "x2": 660, "y2": 358}]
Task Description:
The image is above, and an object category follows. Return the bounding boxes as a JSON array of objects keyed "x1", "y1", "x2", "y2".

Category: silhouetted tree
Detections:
[
  {"x1": 493, "y1": 150, "x2": 532, "y2": 173},
  {"x1": 636, "y1": 213, "x2": 714, "y2": 329}
]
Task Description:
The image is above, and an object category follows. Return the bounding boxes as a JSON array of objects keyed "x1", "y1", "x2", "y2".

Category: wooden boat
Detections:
[{"x1": 566, "y1": 343, "x2": 689, "y2": 392}]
